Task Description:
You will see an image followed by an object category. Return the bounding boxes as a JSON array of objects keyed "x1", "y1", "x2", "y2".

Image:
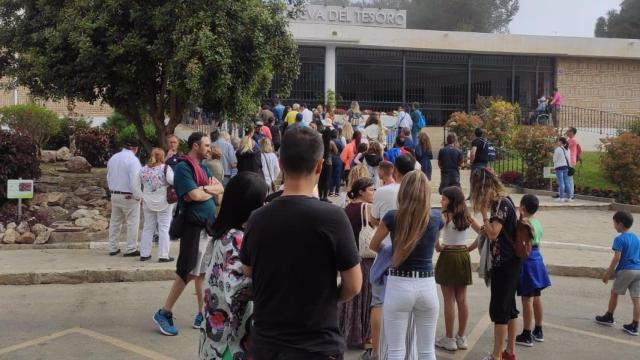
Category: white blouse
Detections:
[{"x1": 136, "y1": 164, "x2": 174, "y2": 211}]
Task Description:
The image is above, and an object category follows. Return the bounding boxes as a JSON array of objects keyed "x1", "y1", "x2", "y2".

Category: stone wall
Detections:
[{"x1": 556, "y1": 57, "x2": 640, "y2": 115}]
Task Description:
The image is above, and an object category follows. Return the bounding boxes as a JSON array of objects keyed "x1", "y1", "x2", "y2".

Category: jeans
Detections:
[
  {"x1": 383, "y1": 276, "x2": 439, "y2": 360},
  {"x1": 567, "y1": 174, "x2": 575, "y2": 199},
  {"x1": 140, "y1": 203, "x2": 172, "y2": 259},
  {"x1": 108, "y1": 194, "x2": 141, "y2": 253},
  {"x1": 555, "y1": 167, "x2": 573, "y2": 200},
  {"x1": 331, "y1": 156, "x2": 343, "y2": 194}
]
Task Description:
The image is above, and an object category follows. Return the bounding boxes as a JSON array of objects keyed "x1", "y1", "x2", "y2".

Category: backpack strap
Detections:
[{"x1": 360, "y1": 202, "x2": 370, "y2": 229}]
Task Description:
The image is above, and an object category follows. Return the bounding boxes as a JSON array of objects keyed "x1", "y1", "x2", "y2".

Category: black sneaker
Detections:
[
  {"x1": 595, "y1": 312, "x2": 615, "y2": 326},
  {"x1": 515, "y1": 332, "x2": 533, "y2": 347},
  {"x1": 140, "y1": 256, "x2": 151, "y2": 262},
  {"x1": 532, "y1": 327, "x2": 544, "y2": 342},
  {"x1": 159, "y1": 257, "x2": 175, "y2": 263},
  {"x1": 123, "y1": 250, "x2": 140, "y2": 257},
  {"x1": 623, "y1": 323, "x2": 639, "y2": 336},
  {"x1": 109, "y1": 249, "x2": 121, "y2": 256}
]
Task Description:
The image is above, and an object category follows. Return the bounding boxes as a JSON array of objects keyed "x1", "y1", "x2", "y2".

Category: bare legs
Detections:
[
  {"x1": 492, "y1": 319, "x2": 517, "y2": 359},
  {"x1": 633, "y1": 297, "x2": 640, "y2": 322},
  {"x1": 533, "y1": 296, "x2": 544, "y2": 328},
  {"x1": 162, "y1": 274, "x2": 205, "y2": 315},
  {"x1": 194, "y1": 275, "x2": 205, "y2": 314},
  {"x1": 371, "y1": 306, "x2": 382, "y2": 356},
  {"x1": 608, "y1": 289, "x2": 619, "y2": 314},
  {"x1": 441, "y1": 285, "x2": 469, "y2": 338}
]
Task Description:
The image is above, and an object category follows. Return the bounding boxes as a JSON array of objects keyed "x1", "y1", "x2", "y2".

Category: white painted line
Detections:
[
  {"x1": 0, "y1": 328, "x2": 77, "y2": 355},
  {"x1": 452, "y1": 312, "x2": 492, "y2": 360},
  {"x1": 73, "y1": 327, "x2": 175, "y2": 360},
  {"x1": 545, "y1": 322, "x2": 640, "y2": 348}
]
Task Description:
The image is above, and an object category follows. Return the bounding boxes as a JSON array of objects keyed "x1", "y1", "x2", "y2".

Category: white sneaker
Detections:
[
  {"x1": 435, "y1": 336, "x2": 458, "y2": 351},
  {"x1": 567, "y1": 198, "x2": 574, "y2": 202},
  {"x1": 554, "y1": 198, "x2": 564, "y2": 203},
  {"x1": 455, "y1": 335, "x2": 468, "y2": 350}
]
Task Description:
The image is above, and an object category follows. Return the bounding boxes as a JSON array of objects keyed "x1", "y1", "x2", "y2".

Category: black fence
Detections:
[{"x1": 557, "y1": 105, "x2": 640, "y2": 136}]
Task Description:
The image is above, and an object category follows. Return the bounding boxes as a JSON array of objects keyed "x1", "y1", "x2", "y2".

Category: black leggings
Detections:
[
  {"x1": 318, "y1": 164, "x2": 333, "y2": 200},
  {"x1": 489, "y1": 259, "x2": 521, "y2": 325},
  {"x1": 252, "y1": 347, "x2": 339, "y2": 360}
]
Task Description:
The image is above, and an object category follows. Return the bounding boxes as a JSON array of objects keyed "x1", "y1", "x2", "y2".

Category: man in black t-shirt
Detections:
[
  {"x1": 437, "y1": 133, "x2": 464, "y2": 194},
  {"x1": 470, "y1": 128, "x2": 490, "y2": 199},
  {"x1": 240, "y1": 127, "x2": 362, "y2": 359}
]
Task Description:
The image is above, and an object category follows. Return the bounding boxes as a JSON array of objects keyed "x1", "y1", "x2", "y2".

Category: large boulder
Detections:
[
  {"x1": 65, "y1": 156, "x2": 92, "y2": 173},
  {"x1": 35, "y1": 229, "x2": 53, "y2": 244},
  {"x1": 63, "y1": 195, "x2": 88, "y2": 208},
  {"x1": 71, "y1": 209, "x2": 100, "y2": 220},
  {"x1": 56, "y1": 146, "x2": 72, "y2": 161},
  {"x1": 16, "y1": 221, "x2": 30, "y2": 235},
  {"x1": 75, "y1": 217, "x2": 109, "y2": 231},
  {"x1": 40, "y1": 150, "x2": 58, "y2": 163},
  {"x1": 16, "y1": 231, "x2": 35, "y2": 244},
  {"x1": 44, "y1": 192, "x2": 66, "y2": 206},
  {"x1": 74, "y1": 186, "x2": 106, "y2": 201},
  {"x1": 37, "y1": 206, "x2": 70, "y2": 221},
  {"x1": 87, "y1": 199, "x2": 109, "y2": 208},
  {"x1": 0, "y1": 223, "x2": 5, "y2": 233},
  {"x1": 6, "y1": 222, "x2": 17, "y2": 230},
  {"x1": 30, "y1": 223, "x2": 49, "y2": 236},
  {"x1": 3, "y1": 229, "x2": 18, "y2": 244}
]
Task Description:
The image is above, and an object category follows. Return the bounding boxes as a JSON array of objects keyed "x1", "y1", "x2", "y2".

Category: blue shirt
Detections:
[
  {"x1": 612, "y1": 232, "x2": 640, "y2": 271},
  {"x1": 173, "y1": 161, "x2": 215, "y2": 223},
  {"x1": 214, "y1": 139, "x2": 237, "y2": 176},
  {"x1": 273, "y1": 104, "x2": 285, "y2": 123},
  {"x1": 382, "y1": 209, "x2": 443, "y2": 272}
]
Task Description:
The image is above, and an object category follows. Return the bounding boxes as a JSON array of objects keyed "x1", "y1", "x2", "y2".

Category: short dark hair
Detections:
[
  {"x1": 210, "y1": 129, "x2": 220, "y2": 142},
  {"x1": 520, "y1": 194, "x2": 540, "y2": 215},
  {"x1": 301, "y1": 103, "x2": 307, "y2": 108},
  {"x1": 395, "y1": 136, "x2": 406, "y2": 147},
  {"x1": 568, "y1": 127, "x2": 577, "y2": 135},
  {"x1": 613, "y1": 211, "x2": 634, "y2": 229},
  {"x1": 187, "y1": 132, "x2": 207, "y2": 150},
  {"x1": 280, "y1": 127, "x2": 323, "y2": 176},
  {"x1": 474, "y1": 128, "x2": 484, "y2": 138},
  {"x1": 347, "y1": 177, "x2": 374, "y2": 200},
  {"x1": 394, "y1": 154, "x2": 416, "y2": 175},
  {"x1": 446, "y1": 133, "x2": 457, "y2": 145}
]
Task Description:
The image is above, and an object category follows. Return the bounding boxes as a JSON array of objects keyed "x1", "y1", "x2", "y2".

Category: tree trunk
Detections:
[
  {"x1": 122, "y1": 108, "x2": 154, "y2": 153},
  {"x1": 66, "y1": 98, "x2": 77, "y2": 153}
]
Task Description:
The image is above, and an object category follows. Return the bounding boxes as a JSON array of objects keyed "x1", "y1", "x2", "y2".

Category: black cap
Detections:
[{"x1": 124, "y1": 138, "x2": 140, "y2": 147}]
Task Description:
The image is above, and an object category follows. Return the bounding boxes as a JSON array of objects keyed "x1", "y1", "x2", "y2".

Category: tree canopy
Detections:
[
  {"x1": 309, "y1": 0, "x2": 520, "y2": 33},
  {"x1": 595, "y1": 0, "x2": 640, "y2": 39},
  {"x1": 0, "y1": 0, "x2": 300, "y2": 150}
]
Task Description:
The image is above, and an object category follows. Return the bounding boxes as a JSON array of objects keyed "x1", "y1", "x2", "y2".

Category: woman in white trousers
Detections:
[
  {"x1": 137, "y1": 148, "x2": 175, "y2": 262},
  {"x1": 370, "y1": 171, "x2": 443, "y2": 360}
]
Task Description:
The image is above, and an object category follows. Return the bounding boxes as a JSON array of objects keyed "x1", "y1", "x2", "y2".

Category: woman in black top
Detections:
[
  {"x1": 236, "y1": 132, "x2": 263, "y2": 177},
  {"x1": 318, "y1": 128, "x2": 337, "y2": 202}
]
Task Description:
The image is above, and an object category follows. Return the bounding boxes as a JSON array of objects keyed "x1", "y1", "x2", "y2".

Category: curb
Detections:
[{"x1": 0, "y1": 263, "x2": 605, "y2": 286}]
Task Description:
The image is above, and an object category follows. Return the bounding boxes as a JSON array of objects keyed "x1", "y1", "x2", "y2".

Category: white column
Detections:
[{"x1": 324, "y1": 44, "x2": 336, "y2": 104}]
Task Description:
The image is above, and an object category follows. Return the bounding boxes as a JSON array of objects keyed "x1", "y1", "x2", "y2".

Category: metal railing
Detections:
[{"x1": 557, "y1": 105, "x2": 640, "y2": 136}]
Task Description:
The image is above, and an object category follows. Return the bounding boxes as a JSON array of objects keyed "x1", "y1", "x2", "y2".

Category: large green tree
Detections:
[
  {"x1": 0, "y1": 0, "x2": 300, "y2": 151},
  {"x1": 595, "y1": 0, "x2": 640, "y2": 39},
  {"x1": 309, "y1": 0, "x2": 520, "y2": 33}
]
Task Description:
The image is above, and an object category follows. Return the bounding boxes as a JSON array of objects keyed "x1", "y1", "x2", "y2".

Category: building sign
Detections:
[
  {"x1": 7, "y1": 179, "x2": 34, "y2": 199},
  {"x1": 292, "y1": 5, "x2": 407, "y2": 29}
]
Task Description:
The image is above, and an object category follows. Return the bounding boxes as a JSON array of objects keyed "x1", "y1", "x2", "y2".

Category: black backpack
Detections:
[{"x1": 482, "y1": 138, "x2": 497, "y2": 162}]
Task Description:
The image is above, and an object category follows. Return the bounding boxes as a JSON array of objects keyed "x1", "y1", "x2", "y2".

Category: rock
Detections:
[
  {"x1": 3, "y1": 229, "x2": 18, "y2": 243},
  {"x1": 7, "y1": 222, "x2": 17, "y2": 230},
  {"x1": 31, "y1": 193, "x2": 48, "y2": 207},
  {"x1": 44, "y1": 192, "x2": 66, "y2": 206},
  {"x1": 0, "y1": 223, "x2": 5, "y2": 233},
  {"x1": 0, "y1": 232, "x2": 3, "y2": 243},
  {"x1": 71, "y1": 209, "x2": 100, "y2": 220},
  {"x1": 31, "y1": 223, "x2": 49, "y2": 236},
  {"x1": 16, "y1": 221, "x2": 30, "y2": 234},
  {"x1": 38, "y1": 175, "x2": 65, "y2": 184},
  {"x1": 56, "y1": 146, "x2": 72, "y2": 161},
  {"x1": 16, "y1": 231, "x2": 35, "y2": 244},
  {"x1": 35, "y1": 183, "x2": 72, "y2": 194},
  {"x1": 65, "y1": 156, "x2": 92, "y2": 173},
  {"x1": 37, "y1": 206, "x2": 69, "y2": 221},
  {"x1": 75, "y1": 217, "x2": 109, "y2": 231},
  {"x1": 35, "y1": 229, "x2": 54, "y2": 244},
  {"x1": 87, "y1": 199, "x2": 109, "y2": 208},
  {"x1": 63, "y1": 195, "x2": 88, "y2": 208},
  {"x1": 40, "y1": 150, "x2": 58, "y2": 163},
  {"x1": 74, "y1": 186, "x2": 106, "y2": 201}
]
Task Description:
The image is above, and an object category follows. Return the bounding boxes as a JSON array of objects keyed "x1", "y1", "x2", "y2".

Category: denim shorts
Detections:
[{"x1": 371, "y1": 282, "x2": 384, "y2": 307}]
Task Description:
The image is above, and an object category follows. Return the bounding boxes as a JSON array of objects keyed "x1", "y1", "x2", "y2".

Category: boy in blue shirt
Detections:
[{"x1": 595, "y1": 211, "x2": 640, "y2": 336}]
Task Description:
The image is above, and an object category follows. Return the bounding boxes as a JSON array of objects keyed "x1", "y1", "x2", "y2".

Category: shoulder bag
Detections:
[
  {"x1": 262, "y1": 153, "x2": 277, "y2": 193},
  {"x1": 562, "y1": 148, "x2": 575, "y2": 176},
  {"x1": 359, "y1": 203, "x2": 378, "y2": 259},
  {"x1": 164, "y1": 165, "x2": 178, "y2": 204}
]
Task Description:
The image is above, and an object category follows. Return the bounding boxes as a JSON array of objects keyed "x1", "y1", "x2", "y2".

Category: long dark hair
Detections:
[
  {"x1": 208, "y1": 172, "x2": 268, "y2": 240},
  {"x1": 558, "y1": 136, "x2": 569, "y2": 150},
  {"x1": 322, "y1": 127, "x2": 332, "y2": 159},
  {"x1": 441, "y1": 186, "x2": 471, "y2": 231},
  {"x1": 352, "y1": 131, "x2": 362, "y2": 154}
]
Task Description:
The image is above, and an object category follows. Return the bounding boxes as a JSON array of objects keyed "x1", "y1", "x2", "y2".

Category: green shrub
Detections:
[
  {"x1": 45, "y1": 117, "x2": 91, "y2": 150},
  {"x1": 0, "y1": 104, "x2": 61, "y2": 150},
  {"x1": 75, "y1": 128, "x2": 119, "y2": 167},
  {"x1": 483, "y1": 100, "x2": 519, "y2": 149},
  {"x1": 118, "y1": 123, "x2": 158, "y2": 163},
  {"x1": 512, "y1": 125, "x2": 558, "y2": 188},
  {"x1": 621, "y1": 119, "x2": 640, "y2": 137},
  {"x1": 103, "y1": 111, "x2": 130, "y2": 131},
  {"x1": 445, "y1": 112, "x2": 482, "y2": 153},
  {"x1": 601, "y1": 133, "x2": 640, "y2": 198},
  {"x1": 0, "y1": 130, "x2": 41, "y2": 204}
]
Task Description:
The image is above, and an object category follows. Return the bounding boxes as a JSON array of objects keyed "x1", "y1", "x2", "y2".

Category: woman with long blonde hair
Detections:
[
  {"x1": 236, "y1": 126, "x2": 263, "y2": 177},
  {"x1": 135, "y1": 147, "x2": 174, "y2": 262},
  {"x1": 470, "y1": 168, "x2": 520, "y2": 360},
  {"x1": 370, "y1": 171, "x2": 443, "y2": 359}
]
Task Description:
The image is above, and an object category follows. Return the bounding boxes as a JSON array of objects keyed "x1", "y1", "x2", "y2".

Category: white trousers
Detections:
[
  {"x1": 140, "y1": 204, "x2": 172, "y2": 259},
  {"x1": 384, "y1": 276, "x2": 439, "y2": 360},
  {"x1": 108, "y1": 194, "x2": 141, "y2": 254}
]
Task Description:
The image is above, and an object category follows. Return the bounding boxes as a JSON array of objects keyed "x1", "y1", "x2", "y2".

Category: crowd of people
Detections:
[{"x1": 102, "y1": 101, "x2": 639, "y2": 360}]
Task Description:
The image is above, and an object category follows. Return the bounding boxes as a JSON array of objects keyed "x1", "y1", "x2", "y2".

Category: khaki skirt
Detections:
[{"x1": 435, "y1": 248, "x2": 472, "y2": 286}]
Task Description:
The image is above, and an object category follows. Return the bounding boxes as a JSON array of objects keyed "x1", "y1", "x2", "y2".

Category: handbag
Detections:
[
  {"x1": 358, "y1": 203, "x2": 377, "y2": 259},
  {"x1": 262, "y1": 153, "x2": 277, "y2": 193},
  {"x1": 169, "y1": 204, "x2": 185, "y2": 239},
  {"x1": 562, "y1": 148, "x2": 575, "y2": 177},
  {"x1": 164, "y1": 165, "x2": 178, "y2": 204}
]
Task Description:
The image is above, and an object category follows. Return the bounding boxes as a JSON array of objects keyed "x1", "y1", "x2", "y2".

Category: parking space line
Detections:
[
  {"x1": 453, "y1": 312, "x2": 492, "y2": 360},
  {"x1": 545, "y1": 322, "x2": 640, "y2": 347},
  {"x1": 0, "y1": 328, "x2": 77, "y2": 356},
  {"x1": 73, "y1": 327, "x2": 175, "y2": 360}
]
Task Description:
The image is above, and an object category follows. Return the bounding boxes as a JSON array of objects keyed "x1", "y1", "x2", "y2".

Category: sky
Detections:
[{"x1": 509, "y1": 0, "x2": 621, "y2": 37}]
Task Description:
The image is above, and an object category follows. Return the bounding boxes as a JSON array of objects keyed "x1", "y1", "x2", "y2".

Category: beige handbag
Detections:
[{"x1": 359, "y1": 203, "x2": 377, "y2": 259}]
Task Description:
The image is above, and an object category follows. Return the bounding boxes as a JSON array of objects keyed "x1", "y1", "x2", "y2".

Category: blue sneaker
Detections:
[
  {"x1": 153, "y1": 309, "x2": 178, "y2": 336},
  {"x1": 193, "y1": 312, "x2": 204, "y2": 329}
]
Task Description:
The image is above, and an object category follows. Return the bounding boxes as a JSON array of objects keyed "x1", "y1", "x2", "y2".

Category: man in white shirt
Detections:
[
  {"x1": 106, "y1": 138, "x2": 143, "y2": 257},
  {"x1": 367, "y1": 154, "x2": 415, "y2": 358},
  {"x1": 301, "y1": 103, "x2": 314, "y2": 127},
  {"x1": 395, "y1": 105, "x2": 413, "y2": 138}
]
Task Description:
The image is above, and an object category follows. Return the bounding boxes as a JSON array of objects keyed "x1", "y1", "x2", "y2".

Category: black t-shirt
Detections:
[
  {"x1": 164, "y1": 153, "x2": 181, "y2": 171},
  {"x1": 472, "y1": 137, "x2": 489, "y2": 165},
  {"x1": 240, "y1": 195, "x2": 360, "y2": 355},
  {"x1": 437, "y1": 145, "x2": 463, "y2": 176},
  {"x1": 490, "y1": 197, "x2": 518, "y2": 267}
]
